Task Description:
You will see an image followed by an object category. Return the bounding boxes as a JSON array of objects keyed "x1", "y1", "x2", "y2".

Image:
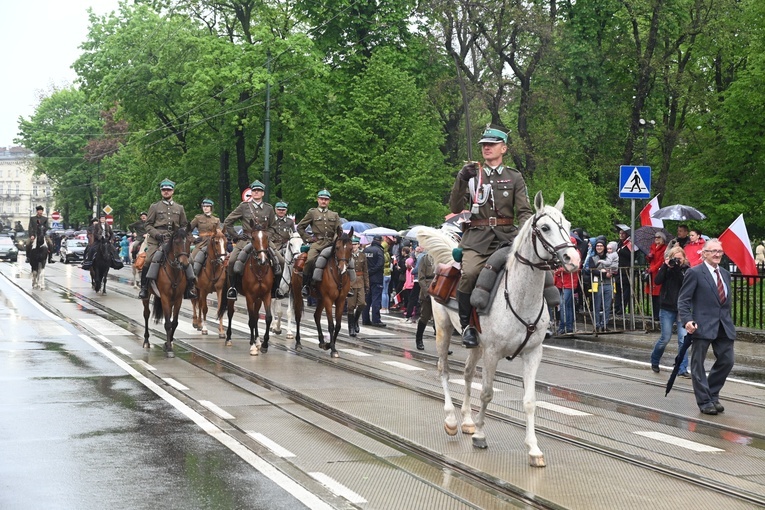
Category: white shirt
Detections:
[{"x1": 703, "y1": 260, "x2": 727, "y2": 298}]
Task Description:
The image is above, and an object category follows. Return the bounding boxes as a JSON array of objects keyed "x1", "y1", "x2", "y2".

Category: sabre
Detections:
[{"x1": 454, "y1": 55, "x2": 482, "y2": 214}]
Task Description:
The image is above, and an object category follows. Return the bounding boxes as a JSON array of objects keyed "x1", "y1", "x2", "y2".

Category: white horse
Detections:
[
  {"x1": 418, "y1": 191, "x2": 580, "y2": 467},
  {"x1": 270, "y1": 232, "x2": 303, "y2": 339}
]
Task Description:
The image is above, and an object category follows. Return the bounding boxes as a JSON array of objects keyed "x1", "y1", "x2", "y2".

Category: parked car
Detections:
[
  {"x1": 0, "y1": 237, "x2": 18, "y2": 262},
  {"x1": 59, "y1": 239, "x2": 88, "y2": 264}
]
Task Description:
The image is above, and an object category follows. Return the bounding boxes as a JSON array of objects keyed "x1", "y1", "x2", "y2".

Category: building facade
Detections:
[{"x1": 0, "y1": 147, "x2": 53, "y2": 232}]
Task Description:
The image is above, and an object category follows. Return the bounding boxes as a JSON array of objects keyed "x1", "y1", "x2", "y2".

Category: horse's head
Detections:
[
  {"x1": 332, "y1": 227, "x2": 353, "y2": 275},
  {"x1": 251, "y1": 228, "x2": 270, "y2": 265},
  {"x1": 209, "y1": 230, "x2": 227, "y2": 264},
  {"x1": 520, "y1": 191, "x2": 580, "y2": 272},
  {"x1": 168, "y1": 228, "x2": 191, "y2": 268},
  {"x1": 285, "y1": 231, "x2": 303, "y2": 264}
]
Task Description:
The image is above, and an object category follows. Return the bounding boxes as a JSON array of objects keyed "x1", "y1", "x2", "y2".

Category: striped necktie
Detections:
[{"x1": 715, "y1": 267, "x2": 726, "y2": 304}]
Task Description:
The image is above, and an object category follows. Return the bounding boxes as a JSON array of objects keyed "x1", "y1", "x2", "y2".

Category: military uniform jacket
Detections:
[
  {"x1": 190, "y1": 214, "x2": 221, "y2": 249},
  {"x1": 224, "y1": 201, "x2": 276, "y2": 241},
  {"x1": 93, "y1": 222, "x2": 114, "y2": 242},
  {"x1": 145, "y1": 199, "x2": 189, "y2": 255},
  {"x1": 449, "y1": 165, "x2": 532, "y2": 254},
  {"x1": 297, "y1": 208, "x2": 341, "y2": 248},
  {"x1": 351, "y1": 250, "x2": 370, "y2": 291},
  {"x1": 418, "y1": 252, "x2": 435, "y2": 300},
  {"x1": 27, "y1": 215, "x2": 50, "y2": 237},
  {"x1": 271, "y1": 215, "x2": 296, "y2": 251},
  {"x1": 128, "y1": 219, "x2": 148, "y2": 241}
]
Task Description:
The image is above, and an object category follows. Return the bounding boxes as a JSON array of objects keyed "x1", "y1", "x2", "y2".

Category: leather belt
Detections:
[{"x1": 462, "y1": 217, "x2": 514, "y2": 231}]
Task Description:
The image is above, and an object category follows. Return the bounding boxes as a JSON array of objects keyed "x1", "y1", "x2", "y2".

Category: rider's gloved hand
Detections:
[
  {"x1": 458, "y1": 162, "x2": 479, "y2": 181},
  {"x1": 154, "y1": 233, "x2": 164, "y2": 241}
]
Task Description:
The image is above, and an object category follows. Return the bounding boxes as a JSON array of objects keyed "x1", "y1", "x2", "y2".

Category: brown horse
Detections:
[
  {"x1": 218, "y1": 228, "x2": 274, "y2": 356},
  {"x1": 191, "y1": 230, "x2": 227, "y2": 338},
  {"x1": 295, "y1": 226, "x2": 353, "y2": 358},
  {"x1": 141, "y1": 228, "x2": 192, "y2": 357}
]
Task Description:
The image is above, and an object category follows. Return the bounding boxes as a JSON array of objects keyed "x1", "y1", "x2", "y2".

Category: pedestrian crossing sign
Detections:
[{"x1": 619, "y1": 165, "x2": 651, "y2": 199}]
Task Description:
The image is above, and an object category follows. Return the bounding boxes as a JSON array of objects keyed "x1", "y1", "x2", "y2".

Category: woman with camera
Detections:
[{"x1": 650, "y1": 246, "x2": 690, "y2": 375}]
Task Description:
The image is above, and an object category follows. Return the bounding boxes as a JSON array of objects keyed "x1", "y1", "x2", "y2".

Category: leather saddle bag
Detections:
[{"x1": 429, "y1": 263, "x2": 460, "y2": 305}]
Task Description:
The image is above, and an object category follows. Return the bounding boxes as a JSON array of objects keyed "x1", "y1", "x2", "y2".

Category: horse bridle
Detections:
[
  {"x1": 514, "y1": 211, "x2": 574, "y2": 270},
  {"x1": 504, "y1": 210, "x2": 573, "y2": 361}
]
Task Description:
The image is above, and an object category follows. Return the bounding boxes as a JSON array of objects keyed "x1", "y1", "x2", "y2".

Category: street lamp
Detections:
[{"x1": 638, "y1": 118, "x2": 655, "y2": 165}]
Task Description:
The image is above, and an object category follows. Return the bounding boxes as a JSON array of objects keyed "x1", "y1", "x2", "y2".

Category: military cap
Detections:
[
  {"x1": 159, "y1": 178, "x2": 175, "y2": 190},
  {"x1": 352, "y1": 236, "x2": 360, "y2": 243},
  {"x1": 201, "y1": 198, "x2": 214, "y2": 206},
  {"x1": 478, "y1": 126, "x2": 508, "y2": 144},
  {"x1": 99, "y1": 212, "x2": 106, "y2": 218},
  {"x1": 275, "y1": 201, "x2": 288, "y2": 209},
  {"x1": 140, "y1": 211, "x2": 148, "y2": 216},
  {"x1": 250, "y1": 180, "x2": 265, "y2": 191},
  {"x1": 317, "y1": 189, "x2": 331, "y2": 198},
  {"x1": 36, "y1": 205, "x2": 44, "y2": 211}
]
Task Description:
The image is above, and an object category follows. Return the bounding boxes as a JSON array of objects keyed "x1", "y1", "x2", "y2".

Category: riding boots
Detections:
[
  {"x1": 348, "y1": 312, "x2": 356, "y2": 337},
  {"x1": 227, "y1": 271, "x2": 238, "y2": 300},
  {"x1": 353, "y1": 309, "x2": 362, "y2": 334},
  {"x1": 415, "y1": 321, "x2": 426, "y2": 350},
  {"x1": 301, "y1": 269, "x2": 312, "y2": 298},
  {"x1": 138, "y1": 268, "x2": 149, "y2": 299},
  {"x1": 457, "y1": 291, "x2": 479, "y2": 348}
]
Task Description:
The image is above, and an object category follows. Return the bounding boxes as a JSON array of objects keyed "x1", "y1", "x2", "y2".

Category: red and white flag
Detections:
[
  {"x1": 640, "y1": 195, "x2": 664, "y2": 228},
  {"x1": 719, "y1": 214, "x2": 758, "y2": 281}
]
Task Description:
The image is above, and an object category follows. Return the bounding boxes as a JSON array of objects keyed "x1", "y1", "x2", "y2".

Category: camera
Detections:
[{"x1": 668, "y1": 258, "x2": 680, "y2": 267}]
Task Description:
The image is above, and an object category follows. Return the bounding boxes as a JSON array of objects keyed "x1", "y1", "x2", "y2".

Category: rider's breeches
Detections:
[
  {"x1": 457, "y1": 249, "x2": 491, "y2": 294},
  {"x1": 304, "y1": 244, "x2": 324, "y2": 281}
]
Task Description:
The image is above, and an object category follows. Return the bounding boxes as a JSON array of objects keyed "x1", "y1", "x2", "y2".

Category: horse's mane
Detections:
[{"x1": 417, "y1": 227, "x2": 459, "y2": 266}]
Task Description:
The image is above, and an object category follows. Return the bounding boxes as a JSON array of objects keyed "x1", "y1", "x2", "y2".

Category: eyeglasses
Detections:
[{"x1": 704, "y1": 249, "x2": 724, "y2": 255}]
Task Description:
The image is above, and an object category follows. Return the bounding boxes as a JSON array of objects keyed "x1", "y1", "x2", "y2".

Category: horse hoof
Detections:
[
  {"x1": 201, "y1": 330, "x2": 208, "y2": 335},
  {"x1": 225, "y1": 340, "x2": 232, "y2": 347},
  {"x1": 261, "y1": 345, "x2": 268, "y2": 354},
  {"x1": 472, "y1": 436, "x2": 488, "y2": 449},
  {"x1": 331, "y1": 351, "x2": 339, "y2": 358},
  {"x1": 250, "y1": 346, "x2": 259, "y2": 356},
  {"x1": 461, "y1": 423, "x2": 476, "y2": 435},
  {"x1": 219, "y1": 333, "x2": 226, "y2": 339},
  {"x1": 444, "y1": 422, "x2": 458, "y2": 436},
  {"x1": 165, "y1": 351, "x2": 175, "y2": 358},
  {"x1": 272, "y1": 329, "x2": 282, "y2": 335},
  {"x1": 529, "y1": 455, "x2": 546, "y2": 468},
  {"x1": 294, "y1": 343, "x2": 302, "y2": 351},
  {"x1": 143, "y1": 341, "x2": 151, "y2": 349},
  {"x1": 286, "y1": 333, "x2": 294, "y2": 339}
]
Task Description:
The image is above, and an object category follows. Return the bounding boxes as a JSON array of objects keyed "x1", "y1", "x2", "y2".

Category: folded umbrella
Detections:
[{"x1": 665, "y1": 333, "x2": 693, "y2": 396}]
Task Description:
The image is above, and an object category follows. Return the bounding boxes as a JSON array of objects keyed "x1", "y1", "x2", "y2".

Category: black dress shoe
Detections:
[
  {"x1": 462, "y1": 327, "x2": 479, "y2": 348},
  {"x1": 699, "y1": 404, "x2": 718, "y2": 415},
  {"x1": 362, "y1": 321, "x2": 373, "y2": 326},
  {"x1": 370, "y1": 322, "x2": 387, "y2": 328},
  {"x1": 651, "y1": 365, "x2": 660, "y2": 373},
  {"x1": 713, "y1": 402, "x2": 725, "y2": 413}
]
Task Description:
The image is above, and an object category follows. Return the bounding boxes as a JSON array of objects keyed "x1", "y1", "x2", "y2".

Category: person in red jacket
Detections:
[
  {"x1": 684, "y1": 229, "x2": 705, "y2": 267},
  {"x1": 554, "y1": 236, "x2": 580, "y2": 334},
  {"x1": 645, "y1": 232, "x2": 668, "y2": 320}
]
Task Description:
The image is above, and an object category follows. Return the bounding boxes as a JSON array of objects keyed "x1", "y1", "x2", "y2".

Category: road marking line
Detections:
[
  {"x1": 135, "y1": 360, "x2": 156, "y2": 371},
  {"x1": 162, "y1": 377, "x2": 189, "y2": 391},
  {"x1": 114, "y1": 346, "x2": 132, "y2": 356},
  {"x1": 382, "y1": 361, "x2": 424, "y2": 371},
  {"x1": 75, "y1": 334, "x2": 333, "y2": 510},
  {"x1": 309, "y1": 472, "x2": 367, "y2": 504},
  {"x1": 634, "y1": 431, "x2": 724, "y2": 452},
  {"x1": 452, "y1": 379, "x2": 503, "y2": 392},
  {"x1": 199, "y1": 400, "x2": 236, "y2": 420},
  {"x1": 246, "y1": 432, "x2": 296, "y2": 458},
  {"x1": 338, "y1": 349, "x2": 373, "y2": 357},
  {"x1": 174, "y1": 321, "x2": 199, "y2": 335},
  {"x1": 537, "y1": 401, "x2": 591, "y2": 416},
  {"x1": 80, "y1": 318, "x2": 134, "y2": 336},
  {"x1": 98, "y1": 335, "x2": 112, "y2": 344}
]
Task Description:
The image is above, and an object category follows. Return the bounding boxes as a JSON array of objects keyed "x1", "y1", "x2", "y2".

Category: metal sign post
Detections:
[{"x1": 619, "y1": 166, "x2": 651, "y2": 329}]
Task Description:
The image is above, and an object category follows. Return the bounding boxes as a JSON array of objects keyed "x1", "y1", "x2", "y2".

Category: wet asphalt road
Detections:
[{"x1": 0, "y1": 274, "x2": 312, "y2": 510}]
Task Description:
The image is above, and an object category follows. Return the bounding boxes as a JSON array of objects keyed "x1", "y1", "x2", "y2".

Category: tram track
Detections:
[{"x1": 21, "y1": 265, "x2": 765, "y2": 508}]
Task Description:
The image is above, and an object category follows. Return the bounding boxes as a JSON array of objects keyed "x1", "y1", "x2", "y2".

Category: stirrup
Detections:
[
  {"x1": 138, "y1": 287, "x2": 148, "y2": 299},
  {"x1": 301, "y1": 285, "x2": 310, "y2": 297},
  {"x1": 227, "y1": 287, "x2": 237, "y2": 300}
]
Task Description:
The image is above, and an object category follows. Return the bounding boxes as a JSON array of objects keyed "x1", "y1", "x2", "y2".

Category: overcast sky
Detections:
[{"x1": 0, "y1": 0, "x2": 121, "y2": 148}]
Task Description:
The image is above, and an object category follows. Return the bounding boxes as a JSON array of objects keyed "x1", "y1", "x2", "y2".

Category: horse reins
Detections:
[{"x1": 504, "y1": 210, "x2": 573, "y2": 360}]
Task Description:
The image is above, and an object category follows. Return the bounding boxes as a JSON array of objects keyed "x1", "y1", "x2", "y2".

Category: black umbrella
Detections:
[
  {"x1": 652, "y1": 204, "x2": 707, "y2": 221},
  {"x1": 633, "y1": 226, "x2": 672, "y2": 255},
  {"x1": 665, "y1": 334, "x2": 693, "y2": 396}
]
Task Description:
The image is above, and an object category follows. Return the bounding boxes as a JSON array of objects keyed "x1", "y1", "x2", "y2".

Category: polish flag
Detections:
[
  {"x1": 640, "y1": 195, "x2": 664, "y2": 228},
  {"x1": 719, "y1": 214, "x2": 758, "y2": 282}
]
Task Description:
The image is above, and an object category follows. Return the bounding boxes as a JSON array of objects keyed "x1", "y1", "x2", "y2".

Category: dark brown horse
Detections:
[
  {"x1": 295, "y1": 226, "x2": 353, "y2": 358},
  {"x1": 191, "y1": 230, "x2": 227, "y2": 338},
  {"x1": 28, "y1": 223, "x2": 48, "y2": 290},
  {"x1": 219, "y1": 228, "x2": 274, "y2": 356},
  {"x1": 141, "y1": 228, "x2": 192, "y2": 357}
]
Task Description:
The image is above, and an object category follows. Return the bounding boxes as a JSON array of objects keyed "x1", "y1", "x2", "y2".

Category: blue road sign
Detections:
[{"x1": 619, "y1": 165, "x2": 651, "y2": 199}]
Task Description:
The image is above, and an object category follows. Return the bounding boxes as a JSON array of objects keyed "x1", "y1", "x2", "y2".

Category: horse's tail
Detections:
[
  {"x1": 417, "y1": 227, "x2": 458, "y2": 266},
  {"x1": 216, "y1": 296, "x2": 227, "y2": 321},
  {"x1": 152, "y1": 296, "x2": 163, "y2": 324}
]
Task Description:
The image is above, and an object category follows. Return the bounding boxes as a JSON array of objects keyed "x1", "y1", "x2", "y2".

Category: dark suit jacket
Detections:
[{"x1": 677, "y1": 263, "x2": 736, "y2": 340}]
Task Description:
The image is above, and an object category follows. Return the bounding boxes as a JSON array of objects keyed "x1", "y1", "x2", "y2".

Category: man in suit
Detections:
[{"x1": 677, "y1": 239, "x2": 736, "y2": 415}]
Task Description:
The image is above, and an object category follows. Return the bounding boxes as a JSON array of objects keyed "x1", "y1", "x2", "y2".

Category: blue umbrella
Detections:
[{"x1": 342, "y1": 221, "x2": 376, "y2": 232}]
